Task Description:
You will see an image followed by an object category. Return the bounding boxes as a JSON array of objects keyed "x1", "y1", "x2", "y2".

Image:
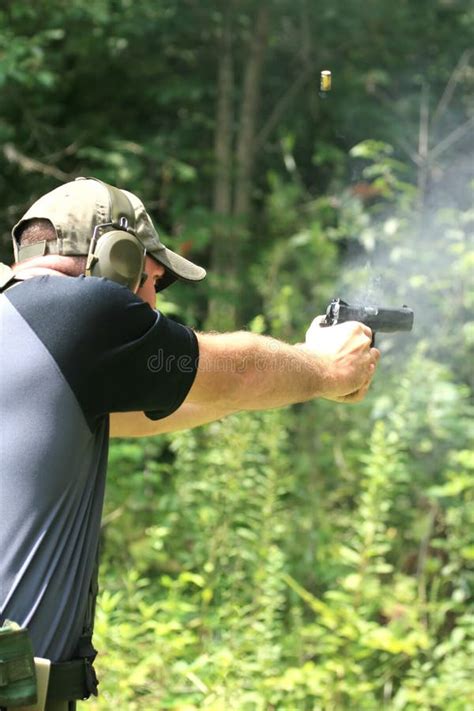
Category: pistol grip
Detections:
[{"x1": 371, "y1": 332, "x2": 376, "y2": 347}]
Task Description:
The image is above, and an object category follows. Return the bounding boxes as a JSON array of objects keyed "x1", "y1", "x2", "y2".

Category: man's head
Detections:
[{"x1": 12, "y1": 177, "x2": 206, "y2": 299}]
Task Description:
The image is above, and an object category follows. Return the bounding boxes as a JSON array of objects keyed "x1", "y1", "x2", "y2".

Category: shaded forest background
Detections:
[{"x1": 1, "y1": 1, "x2": 473, "y2": 708}]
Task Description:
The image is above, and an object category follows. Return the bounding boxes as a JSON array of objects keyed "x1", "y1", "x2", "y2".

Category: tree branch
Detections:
[
  {"x1": 432, "y1": 49, "x2": 473, "y2": 128},
  {"x1": 429, "y1": 115, "x2": 474, "y2": 162},
  {"x1": 4, "y1": 143, "x2": 70, "y2": 182}
]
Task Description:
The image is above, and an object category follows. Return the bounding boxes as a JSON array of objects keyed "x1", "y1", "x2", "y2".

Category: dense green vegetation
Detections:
[{"x1": 1, "y1": 1, "x2": 473, "y2": 708}]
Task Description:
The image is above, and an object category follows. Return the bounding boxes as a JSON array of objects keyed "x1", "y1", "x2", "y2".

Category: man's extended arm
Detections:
[{"x1": 110, "y1": 321, "x2": 379, "y2": 438}]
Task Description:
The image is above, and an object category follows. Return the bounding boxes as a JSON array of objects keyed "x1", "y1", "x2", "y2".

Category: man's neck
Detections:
[{"x1": 12, "y1": 255, "x2": 84, "y2": 279}]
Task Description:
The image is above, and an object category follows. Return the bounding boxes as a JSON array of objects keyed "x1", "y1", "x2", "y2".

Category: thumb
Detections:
[{"x1": 306, "y1": 314, "x2": 327, "y2": 340}]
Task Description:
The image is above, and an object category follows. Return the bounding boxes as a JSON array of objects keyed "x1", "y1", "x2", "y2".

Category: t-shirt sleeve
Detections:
[
  {"x1": 6, "y1": 275, "x2": 199, "y2": 429},
  {"x1": 79, "y1": 279, "x2": 199, "y2": 422}
]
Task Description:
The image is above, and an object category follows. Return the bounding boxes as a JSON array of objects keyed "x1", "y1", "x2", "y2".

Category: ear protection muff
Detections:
[{"x1": 85, "y1": 181, "x2": 148, "y2": 293}]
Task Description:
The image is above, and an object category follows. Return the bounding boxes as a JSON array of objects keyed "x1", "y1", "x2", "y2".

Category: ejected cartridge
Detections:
[{"x1": 320, "y1": 70, "x2": 332, "y2": 93}]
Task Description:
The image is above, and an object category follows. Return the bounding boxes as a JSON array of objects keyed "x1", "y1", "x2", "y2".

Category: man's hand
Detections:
[{"x1": 299, "y1": 316, "x2": 380, "y2": 403}]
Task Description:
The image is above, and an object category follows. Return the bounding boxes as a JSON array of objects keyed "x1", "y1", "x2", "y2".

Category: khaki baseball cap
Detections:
[{"x1": 12, "y1": 177, "x2": 206, "y2": 290}]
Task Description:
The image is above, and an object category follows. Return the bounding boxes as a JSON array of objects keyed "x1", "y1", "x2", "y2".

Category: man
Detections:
[{"x1": 0, "y1": 178, "x2": 379, "y2": 710}]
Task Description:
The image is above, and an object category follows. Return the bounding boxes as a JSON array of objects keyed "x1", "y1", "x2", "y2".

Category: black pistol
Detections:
[{"x1": 322, "y1": 298, "x2": 414, "y2": 345}]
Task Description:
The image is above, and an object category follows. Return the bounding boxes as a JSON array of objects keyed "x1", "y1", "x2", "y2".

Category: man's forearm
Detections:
[{"x1": 187, "y1": 331, "x2": 331, "y2": 411}]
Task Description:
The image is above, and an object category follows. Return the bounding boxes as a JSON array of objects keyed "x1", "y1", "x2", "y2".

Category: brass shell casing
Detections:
[{"x1": 320, "y1": 70, "x2": 332, "y2": 92}]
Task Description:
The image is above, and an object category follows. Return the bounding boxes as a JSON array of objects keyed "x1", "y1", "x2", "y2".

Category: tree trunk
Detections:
[
  {"x1": 207, "y1": 5, "x2": 270, "y2": 330},
  {"x1": 234, "y1": 5, "x2": 269, "y2": 219},
  {"x1": 206, "y1": 5, "x2": 236, "y2": 330}
]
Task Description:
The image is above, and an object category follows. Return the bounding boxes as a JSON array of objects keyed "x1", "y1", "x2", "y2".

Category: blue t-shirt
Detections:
[{"x1": 0, "y1": 274, "x2": 198, "y2": 661}]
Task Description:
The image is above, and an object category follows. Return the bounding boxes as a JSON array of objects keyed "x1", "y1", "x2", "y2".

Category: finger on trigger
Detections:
[
  {"x1": 347, "y1": 320, "x2": 372, "y2": 341},
  {"x1": 359, "y1": 323, "x2": 373, "y2": 340}
]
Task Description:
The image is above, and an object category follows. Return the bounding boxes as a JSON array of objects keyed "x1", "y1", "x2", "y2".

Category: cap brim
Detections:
[{"x1": 149, "y1": 246, "x2": 206, "y2": 284}]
